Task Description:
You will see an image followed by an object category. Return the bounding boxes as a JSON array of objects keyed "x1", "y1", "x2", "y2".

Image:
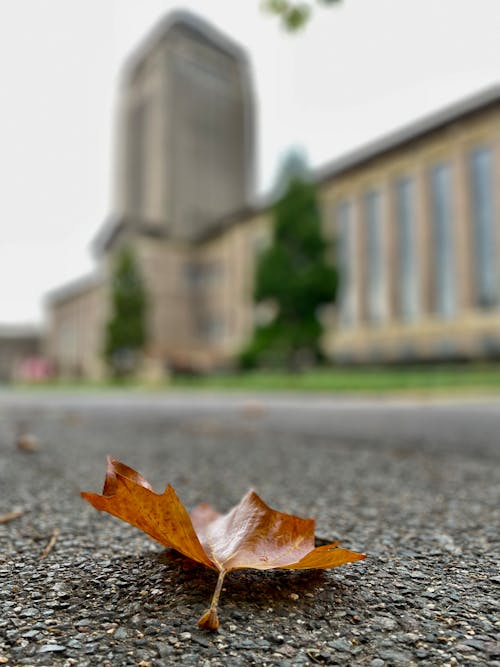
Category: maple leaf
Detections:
[{"x1": 81, "y1": 457, "x2": 366, "y2": 630}]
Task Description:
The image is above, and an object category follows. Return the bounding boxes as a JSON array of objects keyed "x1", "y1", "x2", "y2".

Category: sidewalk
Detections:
[{"x1": 0, "y1": 392, "x2": 498, "y2": 665}]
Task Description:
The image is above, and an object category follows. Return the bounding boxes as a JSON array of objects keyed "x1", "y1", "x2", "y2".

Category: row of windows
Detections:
[{"x1": 337, "y1": 145, "x2": 498, "y2": 328}]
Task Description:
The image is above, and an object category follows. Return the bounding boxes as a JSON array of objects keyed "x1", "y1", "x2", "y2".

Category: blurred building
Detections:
[
  {"x1": 0, "y1": 325, "x2": 42, "y2": 382},
  {"x1": 46, "y1": 10, "x2": 500, "y2": 377},
  {"x1": 47, "y1": 10, "x2": 257, "y2": 377},
  {"x1": 320, "y1": 86, "x2": 500, "y2": 363},
  {"x1": 108, "y1": 10, "x2": 254, "y2": 242}
]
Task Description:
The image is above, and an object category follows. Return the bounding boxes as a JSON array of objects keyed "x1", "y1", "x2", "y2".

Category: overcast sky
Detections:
[{"x1": 1, "y1": 0, "x2": 499, "y2": 325}]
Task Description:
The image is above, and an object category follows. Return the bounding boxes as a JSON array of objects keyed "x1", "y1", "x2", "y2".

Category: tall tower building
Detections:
[{"x1": 112, "y1": 10, "x2": 255, "y2": 242}]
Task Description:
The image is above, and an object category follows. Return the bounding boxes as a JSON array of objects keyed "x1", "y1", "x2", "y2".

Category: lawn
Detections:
[
  {"x1": 171, "y1": 364, "x2": 500, "y2": 395},
  {"x1": 12, "y1": 364, "x2": 500, "y2": 396}
]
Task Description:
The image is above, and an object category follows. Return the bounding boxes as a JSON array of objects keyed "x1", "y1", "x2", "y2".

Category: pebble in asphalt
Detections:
[{"x1": 0, "y1": 392, "x2": 499, "y2": 666}]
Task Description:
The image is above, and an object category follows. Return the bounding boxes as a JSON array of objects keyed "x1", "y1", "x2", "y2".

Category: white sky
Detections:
[{"x1": 1, "y1": 0, "x2": 499, "y2": 325}]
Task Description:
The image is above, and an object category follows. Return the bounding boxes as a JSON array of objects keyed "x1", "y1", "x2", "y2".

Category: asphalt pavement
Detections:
[{"x1": 0, "y1": 390, "x2": 499, "y2": 666}]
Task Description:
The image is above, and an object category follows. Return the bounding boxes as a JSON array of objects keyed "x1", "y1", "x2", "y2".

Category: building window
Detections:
[
  {"x1": 185, "y1": 262, "x2": 204, "y2": 288},
  {"x1": 469, "y1": 146, "x2": 498, "y2": 309},
  {"x1": 184, "y1": 261, "x2": 223, "y2": 289},
  {"x1": 127, "y1": 101, "x2": 148, "y2": 217},
  {"x1": 394, "y1": 176, "x2": 419, "y2": 322},
  {"x1": 199, "y1": 315, "x2": 226, "y2": 342},
  {"x1": 429, "y1": 162, "x2": 456, "y2": 319},
  {"x1": 364, "y1": 189, "x2": 386, "y2": 325},
  {"x1": 336, "y1": 200, "x2": 356, "y2": 327}
]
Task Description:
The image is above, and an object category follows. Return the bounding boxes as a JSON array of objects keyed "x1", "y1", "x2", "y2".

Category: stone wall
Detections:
[
  {"x1": 115, "y1": 13, "x2": 254, "y2": 241},
  {"x1": 46, "y1": 278, "x2": 108, "y2": 379},
  {"x1": 0, "y1": 328, "x2": 41, "y2": 382},
  {"x1": 320, "y1": 104, "x2": 500, "y2": 362}
]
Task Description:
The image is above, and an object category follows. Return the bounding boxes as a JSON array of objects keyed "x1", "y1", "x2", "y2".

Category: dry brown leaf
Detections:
[
  {"x1": 16, "y1": 433, "x2": 40, "y2": 453},
  {"x1": 81, "y1": 457, "x2": 366, "y2": 630}
]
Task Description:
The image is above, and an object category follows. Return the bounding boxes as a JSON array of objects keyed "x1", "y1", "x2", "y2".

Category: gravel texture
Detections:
[{"x1": 0, "y1": 391, "x2": 499, "y2": 666}]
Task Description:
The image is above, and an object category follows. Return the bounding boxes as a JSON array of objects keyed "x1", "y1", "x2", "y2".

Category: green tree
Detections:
[
  {"x1": 241, "y1": 154, "x2": 337, "y2": 369},
  {"x1": 105, "y1": 246, "x2": 147, "y2": 378},
  {"x1": 262, "y1": 0, "x2": 342, "y2": 32}
]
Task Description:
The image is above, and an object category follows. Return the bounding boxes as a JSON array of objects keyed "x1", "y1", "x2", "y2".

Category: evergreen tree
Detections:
[
  {"x1": 241, "y1": 156, "x2": 337, "y2": 369},
  {"x1": 105, "y1": 246, "x2": 147, "y2": 377}
]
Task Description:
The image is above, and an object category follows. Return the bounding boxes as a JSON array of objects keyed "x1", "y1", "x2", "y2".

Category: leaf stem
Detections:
[{"x1": 198, "y1": 569, "x2": 226, "y2": 631}]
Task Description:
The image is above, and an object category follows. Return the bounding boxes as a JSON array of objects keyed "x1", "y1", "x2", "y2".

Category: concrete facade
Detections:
[
  {"x1": 46, "y1": 275, "x2": 108, "y2": 378},
  {"x1": 46, "y1": 10, "x2": 500, "y2": 378},
  {"x1": 109, "y1": 10, "x2": 254, "y2": 242},
  {"x1": 320, "y1": 95, "x2": 500, "y2": 363},
  {"x1": 47, "y1": 12, "x2": 259, "y2": 377},
  {"x1": 0, "y1": 326, "x2": 42, "y2": 382}
]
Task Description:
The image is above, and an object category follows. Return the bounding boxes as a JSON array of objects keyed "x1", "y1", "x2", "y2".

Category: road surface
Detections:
[{"x1": 0, "y1": 390, "x2": 498, "y2": 665}]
